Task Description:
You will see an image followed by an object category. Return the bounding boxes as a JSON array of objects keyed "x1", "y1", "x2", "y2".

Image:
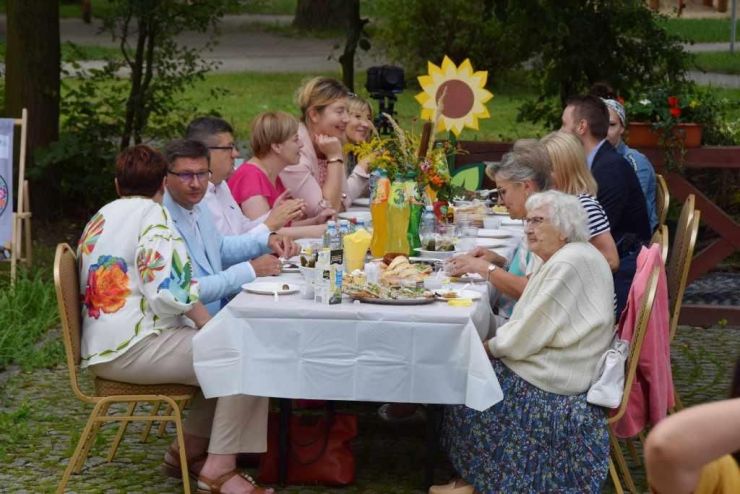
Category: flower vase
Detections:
[
  {"x1": 369, "y1": 171, "x2": 390, "y2": 258},
  {"x1": 406, "y1": 179, "x2": 423, "y2": 256},
  {"x1": 386, "y1": 179, "x2": 410, "y2": 255}
]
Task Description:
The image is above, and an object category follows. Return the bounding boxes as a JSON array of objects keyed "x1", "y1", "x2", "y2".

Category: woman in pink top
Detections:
[
  {"x1": 280, "y1": 76, "x2": 353, "y2": 216},
  {"x1": 228, "y1": 111, "x2": 331, "y2": 238}
]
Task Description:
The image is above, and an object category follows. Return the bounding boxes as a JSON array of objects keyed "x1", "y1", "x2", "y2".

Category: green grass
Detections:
[
  {"x1": 0, "y1": 259, "x2": 61, "y2": 372},
  {"x1": 659, "y1": 17, "x2": 739, "y2": 43},
  {"x1": 237, "y1": 0, "x2": 297, "y2": 15},
  {"x1": 0, "y1": 41, "x2": 120, "y2": 62},
  {"x1": 692, "y1": 50, "x2": 740, "y2": 74},
  {"x1": 182, "y1": 70, "x2": 548, "y2": 143}
]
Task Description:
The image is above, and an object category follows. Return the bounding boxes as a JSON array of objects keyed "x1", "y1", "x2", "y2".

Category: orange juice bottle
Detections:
[
  {"x1": 370, "y1": 171, "x2": 390, "y2": 257},
  {"x1": 386, "y1": 179, "x2": 410, "y2": 254}
]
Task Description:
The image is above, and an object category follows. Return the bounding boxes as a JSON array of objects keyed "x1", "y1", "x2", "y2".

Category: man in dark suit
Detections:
[{"x1": 561, "y1": 95, "x2": 651, "y2": 315}]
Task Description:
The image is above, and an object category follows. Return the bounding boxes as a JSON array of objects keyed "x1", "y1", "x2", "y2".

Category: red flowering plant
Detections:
[{"x1": 626, "y1": 83, "x2": 722, "y2": 168}]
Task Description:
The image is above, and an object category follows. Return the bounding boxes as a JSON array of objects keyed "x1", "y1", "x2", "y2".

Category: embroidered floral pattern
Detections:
[
  {"x1": 78, "y1": 213, "x2": 105, "y2": 255},
  {"x1": 84, "y1": 255, "x2": 131, "y2": 319},
  {"x1": 157, "y1": 249, "x2": 195, "y2": 304},
  {"x1": 136, "y1": 248, "x2": 165, "y2": 283}
]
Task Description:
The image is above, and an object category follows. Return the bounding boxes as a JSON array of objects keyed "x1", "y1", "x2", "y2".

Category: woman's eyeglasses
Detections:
[
  {"x1": 167, "y1": 170, "x2": 212, "y2": 183},
  {"x1": 524, "y1": 216, "x2": 546, "y2": 227}
]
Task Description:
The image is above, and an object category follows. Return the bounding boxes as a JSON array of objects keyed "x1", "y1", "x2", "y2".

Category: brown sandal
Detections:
[
  {"x1": 161, "y1": 444, "x2": 207, "y2": 480},
  {"x1": 197, "y1": 469, "x2": 274, "y2": 494}
]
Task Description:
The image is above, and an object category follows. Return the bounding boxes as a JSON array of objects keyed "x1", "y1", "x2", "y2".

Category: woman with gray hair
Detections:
[
  {"x1": 446, "y1": 139, "x2": 551, "y2": 323},
  {"x1": 432, "y1": 190, "x2": 614, "y2": 494}
]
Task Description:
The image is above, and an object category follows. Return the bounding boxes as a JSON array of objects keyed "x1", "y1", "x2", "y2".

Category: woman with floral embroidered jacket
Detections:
[{"x1": 79, "y1": 145, "x2": 273, "y2": 494}]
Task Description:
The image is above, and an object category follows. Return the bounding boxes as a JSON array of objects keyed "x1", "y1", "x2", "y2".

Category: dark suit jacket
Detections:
[{"x1": 591, "y1": 141, "x2": 651, "y2": 247}]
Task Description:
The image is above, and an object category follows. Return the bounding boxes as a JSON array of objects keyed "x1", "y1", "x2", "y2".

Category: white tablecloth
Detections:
[
  {"x1": 193, "y1": 276, "x2": 506, "y2": 411},
  {"x1": 193, "y1": 222, "x2": 524, "y2": 412}
]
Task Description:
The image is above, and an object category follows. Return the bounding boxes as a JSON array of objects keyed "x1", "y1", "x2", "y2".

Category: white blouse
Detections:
[{"x1": 78, "y1": 197, "x2": 199, "y2": 368}]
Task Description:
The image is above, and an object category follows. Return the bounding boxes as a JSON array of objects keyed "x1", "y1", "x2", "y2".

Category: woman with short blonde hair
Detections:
[
  {"x1": 541, "y1": 131, "x2": 620, "y2": 272},
  {"x1": 228, "y1": 111, "x2": 331, "y2": 238}
]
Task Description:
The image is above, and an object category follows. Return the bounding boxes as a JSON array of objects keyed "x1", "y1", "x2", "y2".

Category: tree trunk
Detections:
[
  {"x1": 293, "y1": 0, "x2": 350, "y2": 30},
  {"x1": 4, "y1": 0, "x2": 60, "y2": 219},
  {"x1": 4, "y1": 0, "x2": 60, "y2": 151},
  {"x1": 338, "y1": 0, "x2": 364, "y2": 92}
]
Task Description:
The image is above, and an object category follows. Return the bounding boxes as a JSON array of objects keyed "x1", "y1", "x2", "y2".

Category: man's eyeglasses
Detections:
[
  {"x1": 167, "y1": 170, "x2": 212, "y2": 183},
  {"x1": 208, "y1": 144, "x2": 238, "y2": 152},
  {"x1": 524, "y1": 216, "x2": 547, "y2": 227}
]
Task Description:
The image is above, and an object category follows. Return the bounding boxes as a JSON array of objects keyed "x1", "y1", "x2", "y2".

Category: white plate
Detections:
[
  {"x1": 477, "y1": 228, "x2": 515, "y2": 239},
  {"x1": 435, "y1": 289, "x2": 482, "y2": 301},
  {"x1": 417, "y1": 249, "x2": 456, "y2": 260},
  {"x1": 475, "y1": 238, "x2": 509, "y2": 249},
  {"x1": 352, "y1": 197, "x2": 370, "y2": 207},
  {"x1": 242, "y1": 282, "x2": 300, "y2": 295},
  {"x1": 337, "y1": 211, "x2": 372, "y2": 223},
  {"x1": 501, "y1": 219, "x2": 524, "y2": 227}
]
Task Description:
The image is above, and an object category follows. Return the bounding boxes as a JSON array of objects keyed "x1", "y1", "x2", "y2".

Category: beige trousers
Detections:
[{"x1": 91, "y1": 327, "x2": 268, "y2": 454}]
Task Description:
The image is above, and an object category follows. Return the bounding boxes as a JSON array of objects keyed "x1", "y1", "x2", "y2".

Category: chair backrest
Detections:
[
  {"x1": 53, "y1": 243, "x2": 89, "y2": 401},
  {"x1": 655, "y1": 174, "x2": 670, "y2": 226},
  {"x1": 609, "y1": 265, "x2": 661, "y2": 424},
  {"x1": 667, "y1": 195, "x2": 695, "y2": 295},
  {"x1": 668, "y1": 211, "x2": 701, "y2": 340},
  {"x1": 651, "y1": 224, "x2": 669, "y2": 265}
]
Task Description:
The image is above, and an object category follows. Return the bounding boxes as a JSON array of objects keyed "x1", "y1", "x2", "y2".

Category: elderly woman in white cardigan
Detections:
[{"x1": 432, "y1": 190, "x2": 615, "y2": 494}]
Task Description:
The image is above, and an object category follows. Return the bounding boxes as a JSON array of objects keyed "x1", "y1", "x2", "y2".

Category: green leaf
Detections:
[{"x1": 451, "y1": 165, "x2": 483, "y2": 191}]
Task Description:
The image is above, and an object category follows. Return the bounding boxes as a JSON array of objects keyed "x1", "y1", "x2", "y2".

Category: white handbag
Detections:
[{"x1": 587, "y1": 337, "x2": 629, "y2": 408}]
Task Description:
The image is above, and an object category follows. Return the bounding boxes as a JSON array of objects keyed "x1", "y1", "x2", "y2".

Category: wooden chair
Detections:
[
  {"x1": 54, "y1": 243, "x2": 196, "y2": 494},
  {"x1": 607, "y1": 265, "x2": 661, "y2": 494},
  {"x1": 666, "y1": 196, "x2": 698, "y2": 341},
  {"x1": 666, "y1": 210, "x2": 701, "y2": 412},
  {"x1": 651, "y1": 224, "x2": 669, "y2": 265},
  {"x1": 655, "y1": 174, "x2": 670, "y2": 227}
]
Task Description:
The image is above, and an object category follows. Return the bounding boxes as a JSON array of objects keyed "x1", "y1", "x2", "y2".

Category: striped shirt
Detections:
[{"x1": 578, "y1": 193, "x2": 610, "y2": 238}]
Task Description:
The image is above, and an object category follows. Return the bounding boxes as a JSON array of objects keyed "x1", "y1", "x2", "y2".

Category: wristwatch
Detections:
[{"x1": 487, "y1": 263, "x2": 497, "y2": 278}]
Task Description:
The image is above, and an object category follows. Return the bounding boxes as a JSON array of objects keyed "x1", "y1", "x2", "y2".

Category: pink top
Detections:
[
  {"x1": 613, "y1": 243, "x2": 674, "y2": 438},
  {"x1": 228, "y1": 162, "x2": 286, "y2": 209},
  {"x1": 279, "y1": 123, "x2": 352, "y2": 217}
]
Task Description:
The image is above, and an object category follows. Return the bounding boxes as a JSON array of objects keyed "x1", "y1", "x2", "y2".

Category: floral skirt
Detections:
[{"x1": 440, "y1": 359, "x2": 609, "y2": 494}]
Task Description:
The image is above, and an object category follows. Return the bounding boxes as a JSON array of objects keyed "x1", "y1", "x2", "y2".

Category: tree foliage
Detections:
[
  {"x1": 32, "y1": 0, "x2": 234, "y2": 219},
  {"x1": 374, "y1": 0, "x2": 689, "y2": 129}
]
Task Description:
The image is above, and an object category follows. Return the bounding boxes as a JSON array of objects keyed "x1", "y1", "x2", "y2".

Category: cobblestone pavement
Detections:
[{"x1": 1, "y1": 324, "x2": 737, "y2": 494}]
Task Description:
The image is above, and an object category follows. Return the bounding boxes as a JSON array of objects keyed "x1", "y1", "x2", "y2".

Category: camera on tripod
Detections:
[{"x1": 365, "y1": 65, "x2": 405, "y2": 135}]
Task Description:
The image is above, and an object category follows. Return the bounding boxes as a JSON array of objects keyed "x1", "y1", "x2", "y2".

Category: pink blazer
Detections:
[
  {"x1": 613, "y1": 244, "x2": 674, "y2": 438},
  {"x1": 279, "y1": 123, "x2": 352, "y2": 217}
]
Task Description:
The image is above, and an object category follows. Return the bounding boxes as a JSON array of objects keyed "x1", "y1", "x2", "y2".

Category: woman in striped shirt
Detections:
[{"x1": 541, "y1": 131, "x2": 620, "y2": 272}]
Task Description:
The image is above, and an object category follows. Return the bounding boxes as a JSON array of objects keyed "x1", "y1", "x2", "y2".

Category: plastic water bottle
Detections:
[
  {"x1": 323, "y1": 220, "x2": 337, "y2": 249},
  {"x1": 420, "y1": 205, "x2": 437, "y2": 249},
  {"x1": 338, "y1": 219, "x2": 351, "y2": 241},
  {"x1": 356, "y1": 218, "x2": 367, "y2": 231},
  {"x1": 330, "y1": 221, "x2": 343, "y2": 250}
]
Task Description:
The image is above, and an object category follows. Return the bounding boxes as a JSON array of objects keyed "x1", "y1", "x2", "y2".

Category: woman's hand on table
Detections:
[
  {"x1": 186, "y1": 302, "x2": 212, "y2": 329},
  {"x1": 445, "y1": 254, "x2": 490, "y2": 277},
  {"x1": 468, "y1": 246, "x2": 508, "y2": 268},
  {"x1": 267, "y1": 234, "x2": 301, "y2": 258},
  {"x1": 265, "y1": 198, "x2": 306, "y2": 231}
]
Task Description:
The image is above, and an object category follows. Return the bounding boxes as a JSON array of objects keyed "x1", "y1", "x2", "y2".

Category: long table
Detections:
[{"x1": 192, "y1": 228, "x2": 523, "y2": 412}]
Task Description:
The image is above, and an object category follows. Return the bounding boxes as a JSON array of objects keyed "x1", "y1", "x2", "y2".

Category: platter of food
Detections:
[
  {"x1": 344, "y1": 282, "x2": 435, "y2": 305},
  {"x1": 490, "y1": 205, "x2": 509, "y2": 216}
]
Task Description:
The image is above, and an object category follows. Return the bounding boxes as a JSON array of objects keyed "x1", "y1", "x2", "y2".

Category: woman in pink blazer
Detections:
[{"x1": 279, "y1": 76, "x2": 353, "y2": 217}]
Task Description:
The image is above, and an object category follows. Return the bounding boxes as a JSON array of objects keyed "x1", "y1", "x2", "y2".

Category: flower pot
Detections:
[{"x1": 626, "y1": 122, "x2": 703, "y2": 148}]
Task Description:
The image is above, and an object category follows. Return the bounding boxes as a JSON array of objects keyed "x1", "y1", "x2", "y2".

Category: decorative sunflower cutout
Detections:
[{"x1": 415, "y1": 56, "x2": 493, "y2": 136}]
